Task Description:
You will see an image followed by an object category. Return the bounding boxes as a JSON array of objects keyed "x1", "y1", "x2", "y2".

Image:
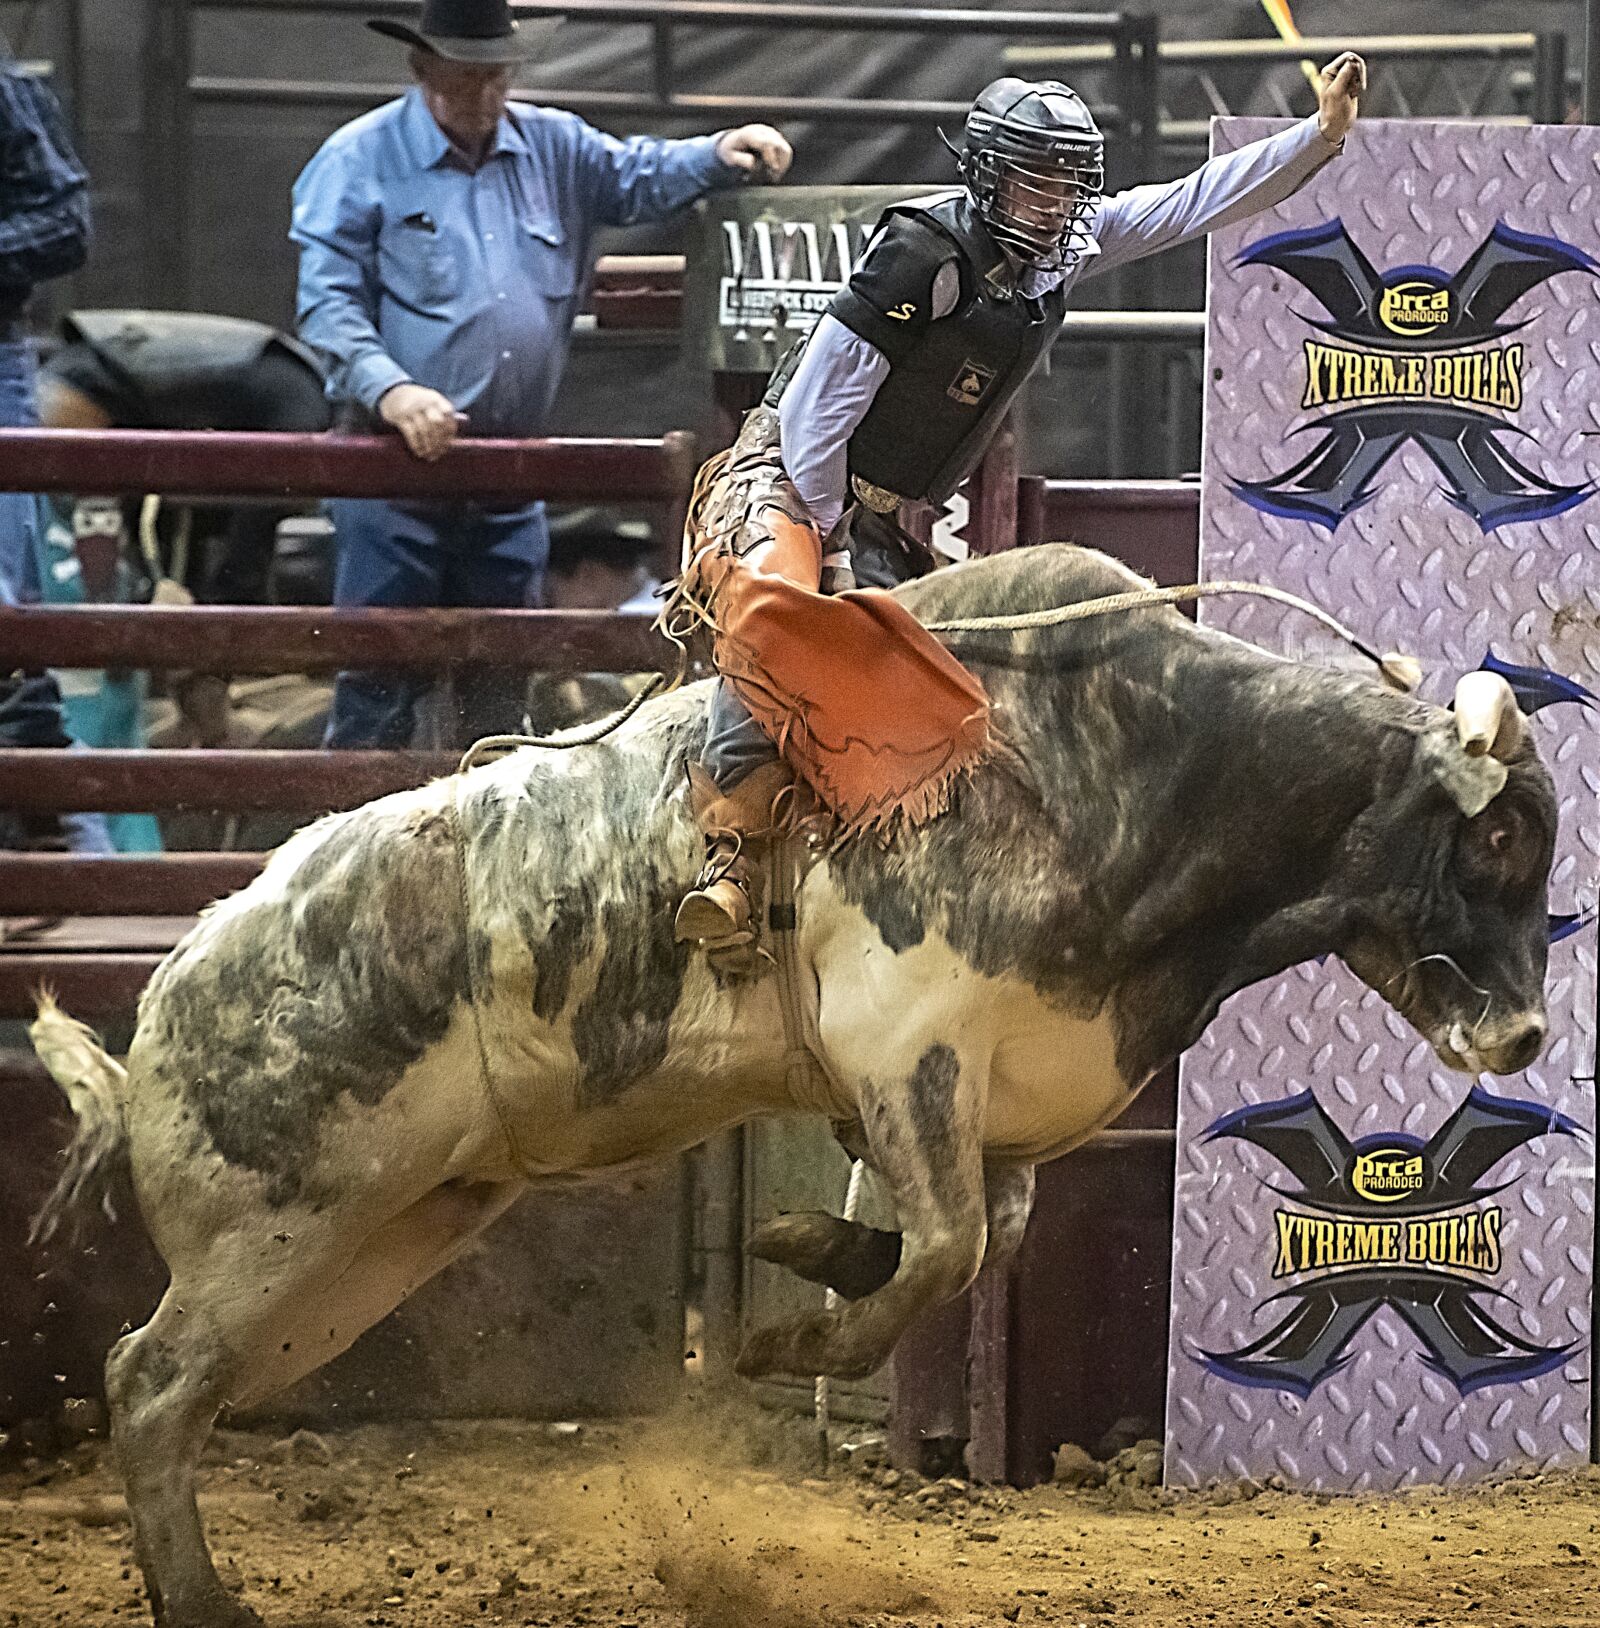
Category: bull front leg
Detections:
[
  {"x1": 735, "y1": 1041, "x2": 989, "y2": 1382},
  {"x1": 748, "y1": 1155, "x2": 1035, "y2": 1300}
]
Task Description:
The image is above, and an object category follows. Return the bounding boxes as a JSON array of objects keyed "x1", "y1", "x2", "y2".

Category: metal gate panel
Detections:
[{"x1": 1170, "y1": 117, "x2": 1599, "y2": 1492}]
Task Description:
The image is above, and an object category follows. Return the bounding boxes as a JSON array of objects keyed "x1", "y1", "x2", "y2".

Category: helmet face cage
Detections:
[
  {"x1": 958, "y1": 79, "x2": 1106, "y2": 273},
  {"x1": 962, "y1": 147, "x2": 1103, "y2": 272}
]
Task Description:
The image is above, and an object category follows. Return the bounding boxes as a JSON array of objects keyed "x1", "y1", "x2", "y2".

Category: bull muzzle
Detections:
[{"x1": 1440, "y1": 1010, "x2": 1548, "y2": 1076}]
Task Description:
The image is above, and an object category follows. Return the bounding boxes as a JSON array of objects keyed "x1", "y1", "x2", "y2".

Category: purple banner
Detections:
[{"x1": 1168, "y1": 118, "x2": 1598, "y2": 1492}]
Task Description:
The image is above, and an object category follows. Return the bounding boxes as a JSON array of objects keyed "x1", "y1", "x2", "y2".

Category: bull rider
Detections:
[{"x1": 673, "y1": 55, "x2": 1368, "y2": 975}]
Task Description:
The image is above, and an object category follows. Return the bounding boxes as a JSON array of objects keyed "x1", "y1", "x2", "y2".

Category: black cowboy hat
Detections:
[{"x1": 367, "y1": 0, "x2": 532, "y2": 64}]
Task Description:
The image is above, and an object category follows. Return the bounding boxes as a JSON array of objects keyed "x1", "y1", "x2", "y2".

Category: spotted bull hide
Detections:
[{"x1": 31, "y1": 544, "x2": 1556, "y2": 1627}]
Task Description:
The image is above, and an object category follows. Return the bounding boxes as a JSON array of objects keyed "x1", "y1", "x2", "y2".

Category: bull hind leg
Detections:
[
  {"x1": 105, "y1": 1293, "x2": 266, "y2": 1628},
  {"x1": 223, "y1": 1178, "x2": 526, "y2": 1410},
  {"x1": 108, "y1": 1178, "x2": 524, "y2": 1627}
]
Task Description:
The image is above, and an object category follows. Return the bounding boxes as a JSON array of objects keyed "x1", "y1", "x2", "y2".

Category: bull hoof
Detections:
[
  {"x1": 165, "y1": 1592, "x2": 266, "y2": 1628},
  {"x1": 734, "y1": 1311, "x2": 886, "y2": 1383},
  {"x1": 748, "y1": 1212, "x2": 901, "y2": 1301},
  {"x1": 749, "y1": 1212, "x2": 846, "y2": 1272}
]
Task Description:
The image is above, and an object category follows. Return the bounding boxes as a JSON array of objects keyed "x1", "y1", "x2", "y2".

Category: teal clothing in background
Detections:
[{"x1": 34, "y1": 498, "x2": 163, "y2": 853}]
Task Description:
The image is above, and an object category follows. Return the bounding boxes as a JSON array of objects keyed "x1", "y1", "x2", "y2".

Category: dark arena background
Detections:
[{"x1": 3, "y1": 2, "x2": 1600, "y2": 1625}]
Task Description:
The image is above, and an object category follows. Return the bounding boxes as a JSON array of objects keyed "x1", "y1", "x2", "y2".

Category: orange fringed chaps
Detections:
[{"x1": 676, "y1": 408, "x2": 991, "y2": 832}]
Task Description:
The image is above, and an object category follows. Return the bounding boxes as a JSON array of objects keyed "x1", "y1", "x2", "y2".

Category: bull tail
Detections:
[{"x1": 28, "y1": 994, "x2": 130, "y2": 1247}]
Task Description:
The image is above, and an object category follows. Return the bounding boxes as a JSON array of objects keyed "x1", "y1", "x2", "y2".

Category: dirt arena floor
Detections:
[{"x1": 4, "y1": 1394, "x2": 1599, "y2": 1628}]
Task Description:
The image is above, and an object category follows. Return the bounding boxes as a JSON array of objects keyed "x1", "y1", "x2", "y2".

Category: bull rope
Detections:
[
  {"x1": 814, "y1": 1156, "x2": 867, "y2": 1468},
  {"x1": 446, "y1": 777, "x2": 537, "y2": 1179},
  {"x1": 456, "y1": 619, "x2": 694, "y2": 773},
  {"x1": 457, "y1": 577, "x2": 1417, "y2": 781},
  {"x1": 925, "y1": 579, "x2": 1421, "y2": 692}
]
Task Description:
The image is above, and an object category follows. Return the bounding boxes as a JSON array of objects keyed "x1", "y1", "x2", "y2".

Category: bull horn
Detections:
[{"x1": 1453, "y1": 670, "x2": 1525, "y2": 761}]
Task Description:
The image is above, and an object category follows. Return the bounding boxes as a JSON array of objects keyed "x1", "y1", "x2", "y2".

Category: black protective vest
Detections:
[{"x1": 829, "y1": 192, "x2": 1066, "y2": 505}]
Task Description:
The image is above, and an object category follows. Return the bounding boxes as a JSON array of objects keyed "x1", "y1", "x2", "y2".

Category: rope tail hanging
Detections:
[
  {"x1": 925, "y1": 578, "x2": 1422, "y2": 694},
  {"x1": 456, "y1": 612, "x2": 695, "y2": 773}
]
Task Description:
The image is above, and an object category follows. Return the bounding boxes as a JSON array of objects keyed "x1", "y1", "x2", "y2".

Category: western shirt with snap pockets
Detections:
[
  {"x1": 781, "y1": 112, "x2": 1344, "y2": 532},
  {"x1": 292, "y1": 88, "x2": 734, "y2": 437}
]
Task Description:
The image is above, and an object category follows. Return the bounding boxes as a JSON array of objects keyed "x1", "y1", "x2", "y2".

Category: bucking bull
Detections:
[{"x1": 31, "y1": 543, "x2": 1554, "y2": 1627}]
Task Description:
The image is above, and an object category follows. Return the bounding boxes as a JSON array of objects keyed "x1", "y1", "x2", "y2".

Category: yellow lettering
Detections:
[
  {"x1": 1334, "y1": 1223, "x2": 1352, "y2": 1267},
  {"x1": 1302, "y1": 342, "x2": 1327, "y2": 409},
  {"x1": 1504, "y1": 344, "x2": 1523, "y2": 412},
  {"x1": 1360, "y1": 1221, "x2": 1402, "y2": 1264},
  {"x1": 1274, "y1": 1211, "x2": 1298, "y2": 1277},
  {"x1": 1484, "y1": 1207, "x2": 1503, "y2": 1275}
]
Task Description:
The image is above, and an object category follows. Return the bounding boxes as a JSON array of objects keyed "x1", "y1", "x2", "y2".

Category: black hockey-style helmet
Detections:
[{"x1": 957, "y1": 77, "x2": 1105, "y2": 272}]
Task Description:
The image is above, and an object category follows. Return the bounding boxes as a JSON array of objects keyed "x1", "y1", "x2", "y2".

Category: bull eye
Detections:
[{"x1": 1463, "y1": 800, "x2": 1544, "y2": 897}]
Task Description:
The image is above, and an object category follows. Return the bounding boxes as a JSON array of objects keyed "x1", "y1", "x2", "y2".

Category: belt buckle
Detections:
[{"x1": 851, "y1": 475, "x2": 903, "y2": 514}]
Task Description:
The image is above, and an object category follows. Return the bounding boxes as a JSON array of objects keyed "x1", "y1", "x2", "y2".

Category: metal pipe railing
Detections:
[
  {"x1": 0, "y1": 605, "x2": 672, "y2": 673},
  {"x1": 0, "y1": 854, "x2": 264, "y2": 915},
  {"x1": 0, "y1": 749, "x2": 458, "y2": 814},
  {"x1": 186, "y1": 0, "x2": 1151, "y2": 127},
  {"x1": 1009, "y1": 31, "x2": 1551, "y2": 66},
  {"x1": 0, "y1": 428, "x2": 697, "y2": 503},
  {"x1": 196, "y1": 0, "x2": 1128, "y2": 35},
  {"x1": 188, "y1": 79, "x2": 979, "y2": 123},
  {"x1": 1009, "y1": 30, "x2": 1569, "y2": 133}
]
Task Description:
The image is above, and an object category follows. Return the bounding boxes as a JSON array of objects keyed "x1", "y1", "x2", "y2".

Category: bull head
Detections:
[{"x1": 1346, "y1": 669, "x2": 1553, "y2": 1078}]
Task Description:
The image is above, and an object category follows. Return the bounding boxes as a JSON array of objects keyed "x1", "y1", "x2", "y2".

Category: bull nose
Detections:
[{"x1": 1494, "y1": 1016, "x2": 1547, "y2": 1073}]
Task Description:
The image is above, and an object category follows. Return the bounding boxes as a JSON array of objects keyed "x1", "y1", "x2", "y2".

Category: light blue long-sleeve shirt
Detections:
[
  {"x1": 292, "y1": 89, "x2": 735, "y2": 437},
  {"x1": 781, "y1": 113, "x2": 1343, "y2": 532}
]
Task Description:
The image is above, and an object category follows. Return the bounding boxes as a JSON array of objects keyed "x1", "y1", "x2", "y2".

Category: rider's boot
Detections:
[{"x1": 674, "y1": 761, "x2": 793, "y2": 976}]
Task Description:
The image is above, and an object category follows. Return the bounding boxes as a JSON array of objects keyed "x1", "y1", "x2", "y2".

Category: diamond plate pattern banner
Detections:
[{"x1": 1168, "y1": 119, "x2": 1598, "y2": 1493}]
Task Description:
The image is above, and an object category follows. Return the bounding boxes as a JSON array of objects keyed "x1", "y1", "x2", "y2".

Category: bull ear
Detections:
[{"x1": 1416, "y1": 724, "x2": 1508, "y2": 818}]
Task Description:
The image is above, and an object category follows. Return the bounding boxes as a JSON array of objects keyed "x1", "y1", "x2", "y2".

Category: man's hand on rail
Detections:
[
  {"x1": 716, "y1": 124, "x2": 793, "y2": 183},
  {"x1": 1316, "y1": 51, "x2": 1366, "y2": 146},
  {"x1": 378, "y1": 383, "x2": 466, "y2": 461}
]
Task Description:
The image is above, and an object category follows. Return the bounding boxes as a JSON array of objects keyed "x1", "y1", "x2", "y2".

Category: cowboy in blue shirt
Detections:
[{"x1": 292, "y1": 0, "x2": 791, "y2": 748}]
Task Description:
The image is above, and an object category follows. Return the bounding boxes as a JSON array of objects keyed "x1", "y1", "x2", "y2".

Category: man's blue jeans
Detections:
[
  {"x1": 0, "y1": 333, "x2": 42, "y2": 605},
  {"x1": 325, "y1": 496, "x2": 549, "y2": 749},
  {"x1": 0, "y1": 333, "x2": 113, "y2": 854}
]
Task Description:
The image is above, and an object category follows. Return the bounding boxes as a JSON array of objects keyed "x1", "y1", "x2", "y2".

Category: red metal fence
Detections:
[{"x1": 0, "y1": 427, "x2": 699, "y2": 1017}]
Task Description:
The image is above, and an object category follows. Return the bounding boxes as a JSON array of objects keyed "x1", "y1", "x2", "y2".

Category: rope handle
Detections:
[
  {"x1": 926, "y1": 578, "x2": 1422, "y2": 694},
  {"x1": 457, "y1": 574, "x2": 1421, "y2": 777}
]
